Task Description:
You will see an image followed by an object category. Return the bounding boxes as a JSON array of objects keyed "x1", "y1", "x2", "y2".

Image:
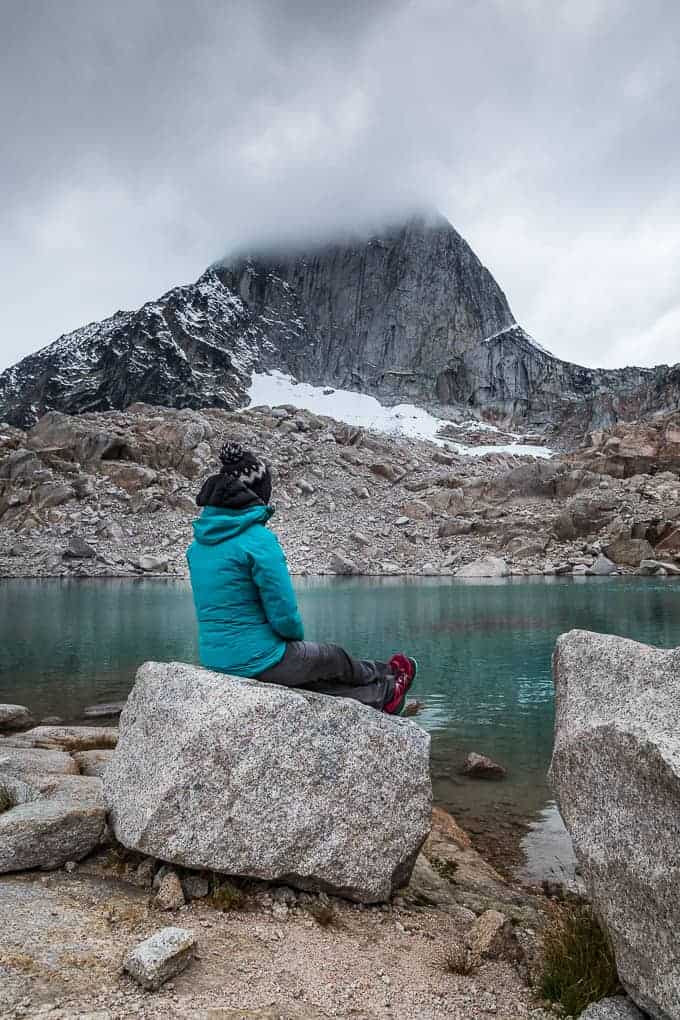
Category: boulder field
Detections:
[
  {"x1": 551, "y1": 629, "x2": 680, "y2": 1020},
  {"x1": 105, "y1": 661, "x2": 433, "y2": 903},
  {"x1": 3, "y1": 402, "x2": 680, "y2": 582}
]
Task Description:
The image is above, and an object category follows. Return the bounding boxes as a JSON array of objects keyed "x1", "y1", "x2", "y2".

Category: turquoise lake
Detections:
[{"x1": 2, "y1": 576, "x2": 679, "y2": 878}]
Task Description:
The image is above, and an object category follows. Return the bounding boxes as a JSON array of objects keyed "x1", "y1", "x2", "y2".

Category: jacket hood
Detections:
[{"x1": 192, "y1": 504, "x2": 274, "y2": 545}]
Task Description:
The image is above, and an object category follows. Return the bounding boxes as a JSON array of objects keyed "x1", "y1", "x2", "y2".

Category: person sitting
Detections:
[{"x1": 186, "y1": 442, "x2": 416, "y2": 714}]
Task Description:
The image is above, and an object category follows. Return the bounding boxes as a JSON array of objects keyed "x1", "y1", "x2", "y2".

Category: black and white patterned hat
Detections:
[{"x1": 217, "y1": 441, "x2": 272, "y2": 503}]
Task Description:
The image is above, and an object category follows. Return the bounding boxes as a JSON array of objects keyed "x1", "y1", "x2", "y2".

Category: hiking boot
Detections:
[
  {"x1": 384, "y1": 653, "x2": 417, "y2": 715},
  {"x1": 388, "y1": 653, "x2": 416, "y2": 682}
]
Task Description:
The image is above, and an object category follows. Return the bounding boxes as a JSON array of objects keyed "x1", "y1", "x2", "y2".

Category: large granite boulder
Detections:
[
  {"x1": 550, "y1": 629, "x2": 680, "y2": 1020},
  {"x1": 105, "y1": 662, "x2": 432, "y2": 903}
]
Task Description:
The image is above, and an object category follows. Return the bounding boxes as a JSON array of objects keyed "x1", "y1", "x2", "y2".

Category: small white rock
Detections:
[{"x1": 124, "y1": 926, "x2": 196, "y2": 991}]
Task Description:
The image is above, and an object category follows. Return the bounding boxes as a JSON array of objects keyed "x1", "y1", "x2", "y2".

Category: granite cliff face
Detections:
[
  {"x1": 217, "y1": 212, "x2": 515, "y2": 403},
  {"x1": 1, "y1": 212, "x2": 678, "y2": 433},
  {"x1": 439, "y1": 325, "x2": 680, "y2": 434}
]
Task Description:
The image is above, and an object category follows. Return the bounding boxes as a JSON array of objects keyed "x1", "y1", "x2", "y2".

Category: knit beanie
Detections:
[{"x1": 217, "y1": 441, "x2": 272, "y2": 504}]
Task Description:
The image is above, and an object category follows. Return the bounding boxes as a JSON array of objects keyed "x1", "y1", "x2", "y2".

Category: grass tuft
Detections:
[
  {"x1": 540, "y1": 898, "x2": 620, "y2": 1016},
  {"x1": 307, "y1": 900, "x2": 341, "y2": 928},
  {"x1": 209, "y1": 878, "x2": 246, "y2": 913},
  {"x1": 444, "y1": 942, "x2": 473, "y2": 975},
  {"x1": 432, "y1": 857, "x2": 459, "y2": 883}
]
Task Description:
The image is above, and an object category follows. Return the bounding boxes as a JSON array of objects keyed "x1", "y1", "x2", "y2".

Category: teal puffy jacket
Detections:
[{"x1": 186, "y1": 504, "x2": 304, "y2": 677}]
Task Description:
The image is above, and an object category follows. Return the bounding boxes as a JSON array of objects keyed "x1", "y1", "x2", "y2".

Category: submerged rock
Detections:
[
  {"x1": 462, "y1": 752, "x2": 507, "y2": 780},
  {"x1": 551, "y1": 629, "x2": 680, "y2": 1020},
  {"x1": 105, "y1": 661, "x2": 432, "y2": 903}
]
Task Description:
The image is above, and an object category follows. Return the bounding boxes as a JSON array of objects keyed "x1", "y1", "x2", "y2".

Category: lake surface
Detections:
[{"x1": 2, "y1": 576, "x2": 679, "y2": 879}]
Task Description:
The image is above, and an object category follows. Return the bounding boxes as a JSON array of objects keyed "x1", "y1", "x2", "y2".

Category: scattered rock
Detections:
[
  {"x1": 604, "y1": 536, "x2": 655, "y2": 567},
  {"x1": 329, "y1": 551, "x2": 359, "y2": 575},
  {"x1": 137, "y1": 554, "x2": 169, "y2": 572},
  {"x1": 467, "y1": 909, "x2": 518, "y2": 967},
  {"x1": 63, "y1": 534, "x2": 97, "y2": 559},
  {"x1": 0, "y1": 746, "x2": 79, "y2": 778},
  {"x1": 82, "y1": 701, "x2": 126, "y2": 719},
  {"x1": 0, "y1": 776, "x2": 107, "y2": 873},
  {"x1": 638, "y1": 559, "x2": 680, "y2": 576},
  {"x1": 455, "y1": 556, "x2": 509, "y2": 578},
  {"x1": 123, "y1": 926, "x2": 196, "y2": 991},
  {"x1": 99, "y1": 461, "x2": 157, "y2": 491},
  {"x1": 19, "y1": 725, "x2": 118, "y2": 752},
  {"x1": 36, "y1": 482, "x2": 76, "y2": 509},
  {"x1": 133, "y1": 856, "x2": 156, "y2": 888},
  {"x1": 462, "y1": 752, "x2": 507, "y2": 780},
  {"x1": 580, "y1": 998, "x2": 646, "y2": 1020},
  {"x1": 371, "y1": 462, "x2": 402, "y2": 482},
  {"x1": 404, "y1": 854, "x2": 475, "y2": 924},
  {"x1": 551, "y1": 629, "x2": 680, "y2": 1020},
  {"x1": 72, "y1": 748, "x2": 115, "y2": 777},
  {"x1": 182, "y1": 873, "x2": 210, "y2": 900},
  {"x1": 586, "y1": 554, "x2": 618, "y2": 576},
  {"x1": 400, "y1": 499, "x2": 432, "y2": 521},
  {"x1": 438, "y1": 517, "x2": 473, "y2": 537},
  {"x1": 154, "y1": 869, "x2": 186, "y2": 911},
  {"x1": 0, "y1": 704, "x2": 34, "y2": 732},
  {"x1": 105, "y1": 661, "x2": 432, "y2": 903}
]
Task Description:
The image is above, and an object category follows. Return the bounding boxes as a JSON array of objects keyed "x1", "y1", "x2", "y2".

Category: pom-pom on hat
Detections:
[{"x1": 217, "y1": 441, "x2": 272, "y2": 504}]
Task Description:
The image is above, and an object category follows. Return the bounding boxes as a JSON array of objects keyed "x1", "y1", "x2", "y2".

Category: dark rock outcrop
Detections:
[{"x1": 0, "y1": 270, "x2": 263, "y2": 428}]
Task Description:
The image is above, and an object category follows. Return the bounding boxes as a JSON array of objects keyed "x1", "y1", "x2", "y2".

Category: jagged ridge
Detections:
[
  {"x1": 1, "y1": 212, "x2": 678, "y2": 433},
  {"x1": 0, "y1": 270, "x2": 266, "y2": 427}
]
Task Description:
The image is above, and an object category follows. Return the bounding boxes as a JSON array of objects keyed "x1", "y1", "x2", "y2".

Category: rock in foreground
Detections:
[
  {"x1": 551, "y1": 629, "x2": 680, "y2": 1020},
  {"x1": 105, "y1": 662, "x2": 432, "y2": 902},
  {"x1": 124, "y1": 927, "x2": 196, "y2": 991}
]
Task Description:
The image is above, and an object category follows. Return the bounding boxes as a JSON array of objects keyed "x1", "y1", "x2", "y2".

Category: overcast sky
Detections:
[{"x1": 1, "y1": 0, "x2": 679, "y2": 373}]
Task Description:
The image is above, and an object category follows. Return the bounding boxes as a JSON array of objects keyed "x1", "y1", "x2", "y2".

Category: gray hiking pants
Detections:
[{"x1": 257, "y1": 640, "x2": 396, "y2": 711}]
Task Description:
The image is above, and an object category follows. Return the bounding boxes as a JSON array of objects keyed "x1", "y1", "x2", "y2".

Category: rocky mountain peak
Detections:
[
  {"x1": 216, "y1": 212, "x2": 516, "y2": 405},
  {"x1": 0, "y1": 211, "x2": 678, "y2": 435}
]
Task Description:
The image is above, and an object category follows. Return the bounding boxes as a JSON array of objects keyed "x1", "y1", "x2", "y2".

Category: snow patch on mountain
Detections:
[
  {"x1": 481, "y1": 324, "x2": 554, "y2": 357},
  {"x1": 247, "y1": 371, "x2": 553, "y2": 458}
]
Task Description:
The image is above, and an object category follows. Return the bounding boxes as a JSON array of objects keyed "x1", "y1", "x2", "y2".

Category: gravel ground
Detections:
[{"x1": 0, "y1": 868, "x2": 554, "y2": 1020}]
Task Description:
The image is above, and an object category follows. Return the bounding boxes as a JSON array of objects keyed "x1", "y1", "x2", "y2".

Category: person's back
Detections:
[
  {"x1": 187, "y1": 440, "x2": 416, "y2": 714},
  {"x1": 188, "y1": 503, "x2": 303, "y2": 676}
]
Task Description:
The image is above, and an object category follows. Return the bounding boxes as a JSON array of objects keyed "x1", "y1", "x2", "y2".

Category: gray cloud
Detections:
[{"x1": 1, "y1": 0, "x2": 679, "y2": 372}]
